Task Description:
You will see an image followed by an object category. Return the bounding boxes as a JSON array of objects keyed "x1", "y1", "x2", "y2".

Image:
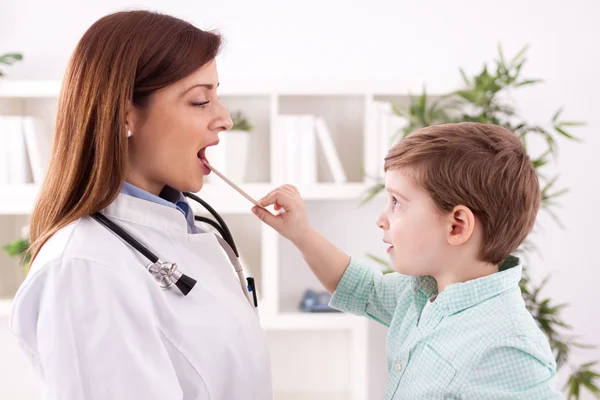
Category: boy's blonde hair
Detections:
[{"x1": 384, "y1": 122, "x2": 540, "y2": 265}]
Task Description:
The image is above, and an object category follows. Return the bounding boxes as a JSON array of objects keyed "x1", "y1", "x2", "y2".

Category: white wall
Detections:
[{"x1": 1, "y1": 0, "x2": 599, "y2": 397}]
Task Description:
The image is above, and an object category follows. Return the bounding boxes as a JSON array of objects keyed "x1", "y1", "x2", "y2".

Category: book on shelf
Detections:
[
  {"x1": 364, "y1": 101, "x2": 408, "y2": 183},
  {"x1": 274, "y1": 114, "x2": 347, "y2": 185},
  {"x1": 0, "y1": 115, "x2": 52, "y2": 186}
]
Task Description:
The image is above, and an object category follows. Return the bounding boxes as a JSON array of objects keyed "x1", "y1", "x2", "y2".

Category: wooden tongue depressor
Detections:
[{"x1": 203, "y1": 160, "x2": 268, "y2": 210}]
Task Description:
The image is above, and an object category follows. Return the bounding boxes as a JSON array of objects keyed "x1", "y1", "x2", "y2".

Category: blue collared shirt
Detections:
[{"x1": 120, "y1": 182, "x2": 200, "y2": 233}]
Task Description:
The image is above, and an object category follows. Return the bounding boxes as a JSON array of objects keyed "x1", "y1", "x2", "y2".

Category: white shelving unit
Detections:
[{"x1": 0, "y1": 79, "x2": 405, "y2": 400}]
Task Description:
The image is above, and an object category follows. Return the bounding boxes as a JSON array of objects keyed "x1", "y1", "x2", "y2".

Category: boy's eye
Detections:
[{"x1": 392, "y1": 196, "x2": 399, "y2": 208}]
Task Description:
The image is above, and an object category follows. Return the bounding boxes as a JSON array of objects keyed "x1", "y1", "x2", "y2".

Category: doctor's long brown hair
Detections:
[{"x1": 27, "y1": 10, "x2": 221, "y2": 270}]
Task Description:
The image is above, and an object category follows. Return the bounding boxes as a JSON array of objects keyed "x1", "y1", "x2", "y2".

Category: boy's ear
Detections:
[{"x1": 446, "y1": 205, "x2": 475, "y2": 246}]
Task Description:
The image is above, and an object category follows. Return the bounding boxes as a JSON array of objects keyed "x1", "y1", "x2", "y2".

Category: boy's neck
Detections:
[{"x1": 434, "y1": 259, "x2": 499, "y2": 294}]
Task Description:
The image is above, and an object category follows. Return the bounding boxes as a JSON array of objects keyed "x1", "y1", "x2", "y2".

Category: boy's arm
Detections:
[
  {"x1": 252, "y1": 184, "x2": 350, "y2": 293},
  {"x1": 291, "y1": 226, "x2": 351, "y2": 293},
  {"x1": 252, "y1": 185, "x2": 412, "y2": 326},
  {"x1": 328, "y1": 257, "x2": 412, "y2": 327},
  {"x1": 460, "y1": 335, "x2": 563, "y2": 399}
]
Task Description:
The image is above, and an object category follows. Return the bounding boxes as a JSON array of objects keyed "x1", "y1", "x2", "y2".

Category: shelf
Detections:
[
  {"x1": 0, "y1": 183, "x2": 371, "y2": 215},
  {"x1": 0, "y1": 79, "x2": 432, "y2": 98},
  {"x1": 0, "y1": 185, "x2": 39, "y2": 215},
  {"x1": 0, "y1": 80, "x2": 61, "y2": 98}
]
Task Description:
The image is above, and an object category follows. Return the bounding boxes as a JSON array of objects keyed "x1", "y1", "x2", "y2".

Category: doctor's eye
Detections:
[{"x1": 191, "y1": 101, "x2": 210, "y2": 108}]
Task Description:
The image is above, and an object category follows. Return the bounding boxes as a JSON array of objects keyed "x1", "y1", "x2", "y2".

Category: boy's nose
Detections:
[{"x1": 376, "y1": 212, "x2": 389, "y2": 230}]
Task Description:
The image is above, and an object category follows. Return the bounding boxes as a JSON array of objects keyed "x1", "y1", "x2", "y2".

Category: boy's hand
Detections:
[
  {"x1": 253, "y1": 184, "x2": 350, "y2": 293},
  {"x1": 252, "y1": 184, "x2": 312, "y2": 246}
]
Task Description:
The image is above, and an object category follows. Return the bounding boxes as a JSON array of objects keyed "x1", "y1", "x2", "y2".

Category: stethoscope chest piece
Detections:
[{"x1": 148, "y1": 260, "x2": 197, "y2": 296}]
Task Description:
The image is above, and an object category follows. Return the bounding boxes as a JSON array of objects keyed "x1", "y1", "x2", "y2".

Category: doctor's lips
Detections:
[{"x1": 197, "y1": 139, "x2": 219, "y2": 175}]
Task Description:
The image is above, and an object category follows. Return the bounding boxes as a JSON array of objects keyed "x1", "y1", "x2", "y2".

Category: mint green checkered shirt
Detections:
[{"x1": 330, "y1": 258, "x2": 563, "y2": 399}]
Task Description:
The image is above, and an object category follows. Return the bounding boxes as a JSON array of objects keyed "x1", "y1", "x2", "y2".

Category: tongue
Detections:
[
  {"x1": 198, "y1": 149, "x2": 211, "y2": 173},
  {"x1": 198, "y1": 148, "x2": 206, "y2": 162}
]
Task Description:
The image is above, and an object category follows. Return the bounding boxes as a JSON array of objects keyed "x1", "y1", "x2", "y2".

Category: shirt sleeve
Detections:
[
  {"x1": 460, "y1": 335, "x2": 563, "y2": 399},
  {"x1": 329, "y1": 257, "x2": 414, "y2": 327},
  {"x1": 31, "y1": 258, "x2": 185, "y2": 400}
]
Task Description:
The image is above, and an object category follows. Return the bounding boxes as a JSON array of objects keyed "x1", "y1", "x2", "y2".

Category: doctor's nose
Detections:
[
  {"x1": 376, "y1": 212, "x2": 389, "y2": 230},
  {"x1": 212, "y1": 100, "x2": 233, "y2": 132}
]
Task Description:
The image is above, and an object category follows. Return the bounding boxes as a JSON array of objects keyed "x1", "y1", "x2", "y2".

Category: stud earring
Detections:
[{"x1": 127, "y1": 129, "x2": 132, "y2": 137}]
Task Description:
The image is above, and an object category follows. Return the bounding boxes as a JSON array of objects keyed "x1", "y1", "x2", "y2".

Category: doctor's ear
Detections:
[
  {"x1": 446, "y1": 205, "x2": 475, "y2": 246},
  {"x1": 125, "y1": 100, "x2": 136, "y2": 138}
]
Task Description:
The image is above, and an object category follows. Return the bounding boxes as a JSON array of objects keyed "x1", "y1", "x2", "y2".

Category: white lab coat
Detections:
[{"x1": 9, "y1": 193, "x2": 273, "y2": 399}]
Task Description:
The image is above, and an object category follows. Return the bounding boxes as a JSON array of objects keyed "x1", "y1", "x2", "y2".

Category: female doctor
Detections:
[{"x1": 9, "y1": 10, "x2": 273, "y2": 400}]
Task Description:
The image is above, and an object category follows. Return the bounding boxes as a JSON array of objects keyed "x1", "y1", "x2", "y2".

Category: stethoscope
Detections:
[{"x1": 90, "y1": 192, "x2": 258, "y2": 308}]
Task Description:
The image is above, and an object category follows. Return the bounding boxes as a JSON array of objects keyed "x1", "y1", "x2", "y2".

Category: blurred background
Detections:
[{"x1": 0, "y1": 0, "x2": 599, "y2": 399}]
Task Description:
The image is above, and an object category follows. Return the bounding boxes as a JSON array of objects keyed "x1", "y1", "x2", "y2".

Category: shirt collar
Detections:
[
  {"x1": 412, "y1": 256, "x2": 522, "y2": 315},
  {"x1": 120, "y1": 182, "x2": 200, "y2": 233},
  {"x1": 120, "y1": 182, "x2": 192, "y2": 218}
]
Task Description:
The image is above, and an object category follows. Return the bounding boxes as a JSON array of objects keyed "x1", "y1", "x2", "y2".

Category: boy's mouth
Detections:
[{"x1": 384, "y1": 240, "x2": 393, "y2": 253}]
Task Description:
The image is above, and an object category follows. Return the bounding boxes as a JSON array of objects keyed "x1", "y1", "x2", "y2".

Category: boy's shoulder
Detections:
[
  {"x1": 430, "y1": 284, "x2": 556, "y2": 371},
  {"x1": 423, "y1": 285, "x2": 559, "y2": 397}
]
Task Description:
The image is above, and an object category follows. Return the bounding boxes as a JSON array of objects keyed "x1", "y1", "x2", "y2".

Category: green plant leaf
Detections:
[
  {"x1": 552, "y1": 107, "x2": 563, "y2": 123},
  {"x1": 459, "y1": 68, "x2": 470, "y2": 86},
  {"x1": 564, "y1": 362, "x2": 600, "y2": 399},
  {"x1": 555, "y1": 125, "x2": 581, "y2": 141},
  {"x1": 515, "y1": 79, "x2": 543, "y2": 87},
  {"x1": 0, "y1": 53, "x2": 23, "y2": 65},
  {"x1": 2, "y1": 238, "x2": 31, "y2": 267},
  {"x1": 509, "y1": 45, "x2": 529, "y2": 66},
  {"x1": 559, "y1": 121, "x2": 586, "y2": 127},
  {"x1": 2, "y1": 239, "x2": 29, "y2": 257}
]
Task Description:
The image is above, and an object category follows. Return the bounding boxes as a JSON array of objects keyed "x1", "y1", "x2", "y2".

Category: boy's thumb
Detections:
[{"x1": 252, "y1": 206, "x2": 276, "y2": 227}]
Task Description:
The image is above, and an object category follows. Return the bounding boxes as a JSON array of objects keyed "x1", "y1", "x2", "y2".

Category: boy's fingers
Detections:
[
  {"x1": 260, "y1": 187, "x2": 278, "y2": 202},
  {"x1": 260, "y1": 185, "x2": 298, "y2": 203},
  {"x1": 252, "y1": 206, "x2": 277, "y2": 226},
  {"x1": 259, "y1": 187, "x2": 285, "y2": 205},
  {"x1": 259, "y1": 190, "x2": 290, "y2": 209},
  {"x1": 280, "y1": 185, "x2": 298, "y2": 198},
  {"x1": 285, "y1": 184, "x2": 300, "y2": 195}
]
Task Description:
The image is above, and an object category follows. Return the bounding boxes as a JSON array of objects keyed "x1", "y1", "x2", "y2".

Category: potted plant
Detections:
[
  {"x1": 205, "y1": 110, "x2": 254, "y2": 183},
  {"x1": 361, "y1": 45, "x2": 599, "y2": 399}
]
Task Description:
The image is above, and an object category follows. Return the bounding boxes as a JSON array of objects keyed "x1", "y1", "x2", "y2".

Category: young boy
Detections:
[{"x1": 252, "y1": 122, "x2": 562, "y2": 399}]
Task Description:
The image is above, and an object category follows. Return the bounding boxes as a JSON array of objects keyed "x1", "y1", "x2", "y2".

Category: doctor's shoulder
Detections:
[
  {"x1": 12, "y1": 216, "x2": 151, "y2": 323},
  {"x1": 24, "y1": 216, "x2": 134, "y2": 278}
]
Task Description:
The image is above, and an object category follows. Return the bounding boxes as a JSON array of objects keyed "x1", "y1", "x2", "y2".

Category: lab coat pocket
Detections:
[{"x1": 395, "y1": 343, "x2": 456, "y2": 399}]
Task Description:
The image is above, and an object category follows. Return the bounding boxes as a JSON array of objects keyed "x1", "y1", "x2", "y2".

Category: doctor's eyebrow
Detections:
[{"x1": 181, "y1": 83, "x2": 219, "y2": 97}]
